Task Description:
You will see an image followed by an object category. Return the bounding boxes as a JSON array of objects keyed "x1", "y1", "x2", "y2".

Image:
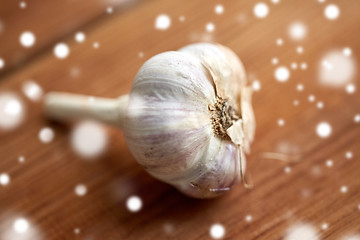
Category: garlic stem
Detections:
[{"x1": 44, "y1": 92, "x2": 129, "y2": 128}]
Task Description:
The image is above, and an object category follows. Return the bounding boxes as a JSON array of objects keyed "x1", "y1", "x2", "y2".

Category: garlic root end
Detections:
[{"x1": 238, "y1": 146, "x2": 254, "y2": 189}]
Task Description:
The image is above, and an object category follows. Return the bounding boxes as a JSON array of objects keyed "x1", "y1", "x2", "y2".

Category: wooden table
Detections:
[{"x1": 0, "y1": 0, "x2": 359, "y2": 239}]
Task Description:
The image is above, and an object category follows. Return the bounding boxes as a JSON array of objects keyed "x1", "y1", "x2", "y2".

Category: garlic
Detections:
[{"x1": 44, "y1": 43, "x2": 255, "y2": 198}]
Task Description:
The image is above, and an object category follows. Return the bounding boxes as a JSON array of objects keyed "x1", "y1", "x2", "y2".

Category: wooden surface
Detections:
[{"x1": 0, "y1": 0, "x2": 360, "y2": 239}]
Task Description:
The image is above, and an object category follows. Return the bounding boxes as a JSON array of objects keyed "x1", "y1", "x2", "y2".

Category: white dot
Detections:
[
  {"x1": 285, "y1": 223, "x2": 318, "y2": 240},
  {"x1": 311, "y1": 166, "x2": 322, "y2": 177},
  {"x1": 206, "y1": 22, "x2": 215, "y2": 32},
  {"x1": 0, "y1": 93, "x2": 25, "y2": 130},
  {"x1": 210, "y1": 223, "x2": 225, "y2": 239},
  {"x1": 354, "y1": 114, "x2": 360, "y2": 123},
  {"x1": 274, "y1": 66, "x2": 290, "y2": 82},
  {"x1": 326, "y1": 159, "x2": 333, "y2": 167},
  {"x1": 13, "y1": 218, "x2": 29, "y2": 234},
  {"x1": 70, "y1": 67, "x2": 81, "y2": 78},
  {"x1": 20, "y1": 31, "x2": 35, "y2": 48},
  {"x1": 322, "y1": 60, "x2": 333, "y2": 71},
  {"x1": 245, "y1": 215, "x2": 253, "y2": 222},
  {"x1": 343, "y1": 234, "x2": 360, "y2": 240},
  {"x1": 18, "y1": 155, "x2": 25, "y2": 163},
  {"x1": 155, "y1": 14, "x2": 171, "y2": 30},
  {"x1": 215, "y1": 4, "x2": 224, "y2": 15},
  {"x1": 75, "y1": 184, "x2": 87, "y2": 196},
  {"x1": 71, "y1": 121, "x2": 108, "y2": 159},
  {"x1": 319, "y1": 50, "x2": 355, "y2": 87},
  {"x1": 297, "y1": 46, "x2": 304, "y2": 54},
  {"x1": 345, "y1": 151, "x2": 353, "y2": 159},
  {"x1": 345, "y1": 84, "x2": 356, "y2": 94},
  {"x1": 324, "y1": 4, "x2": 339, "y2": 20},
  {"x1": 284, "y1": 166, "x2": 291, "y2": 174},
  {"x1": 0, "y1": 58, "x2": 4, "y2": 69},
  {"x1": 293, "y1": 100, "x2": 299, "y2": 106},
  {"x1": 179, "y1": 16, "x2": 185, "y2": 22},
  {"x1": 291, "y1": 62, "x2": 298, "y2": 69},
  {"x1": 163, "y1": 223, "x2": 175, "y2": 235},
  {"x1": 308, "y1": 95, "x2": 315, "y2": 102},
  {"x1": 316, "y1": 122, "x2": 332, "y2": 138},
  {"x1": 272, "y1": 57, "x2": 279, "y2": 65},
  {"x1": 54, "y1": 43, "x2": 69, "y2": 59},
  {"x1": 93, "y1": 42, "x2": 99, "y2": 48},
  {"x1": 288, "y1": 22, "x2": 307, "y2": 41},
  {"x1": 253, "y1": 3, "x2": 269, "y2": 18},
  {"x1": 277, "y1": 118, "x2": 285, "y2": 126},
  {"x1": 252, "y1": 80, "x2": 261, "y2": 91},
  {"x1": 318, "y1": 0, "x2": 326, "y2": 3},
  {"x1": 0, "y1": 173, "x2": 10, "y2": 186},
  {"x1": 358, "y1": 204, "x2": 360, "y2": 210},
  {"x1": 321, "y1": 222, "x2": 329, "y2": 230},
  {"x1": 300, "y1": 62, "x2": 308, "y2": 70},
  {"x1": 39, "y1": 127, "x2": 54, "y2": 143},
  {"x1": 308, "y1": 94, "x2": 315, "y2": 102},
  {"x1": 22, "y1": 80, "x2": 43, "y2": 102},
  {"x1": 271, "y1": 0, "x2": 280, "y2": 4},
  {"x1": 317, "y1": 101, "x2": 324, "y2": 109},
  {"x1": 296, "y1": 84, "x2": 304, "y2": 91},
  {"x1": 276, "y1": 38, "x2": 283, "y2": 46},
  {"x1": 301, "y1": 188, "x2": 311, "y2": 198},
  {"x1": 138, "y1": 51, "x2": 144, "y2": 58},
  {"x1": 74, "y1": 228, "x2": 81, "y2": 234},
  {"x1": 19, "y1": 1, "x2": 26, "y2": 8},
  {"x1": 237, "y1": 13, "x2": 248, "y2": 24},
  {"x1": 340, "y1": 185, "x2": 348, "y2": 193},
  {"x1": 106, "y1": 7, "x2": 113, "y2": 14},
  {"x1": 343, "y1": 47, "x2": 352, "y2": 57},
  {"x1": 126, "y1": 195, "x2": 142, "y2": 212},
  {"x1": 5, "y1": 99, "x2": 21, "y2": 115},
  {"x1": 75, "y1": 32, "x2": 86, "y2": 43}
]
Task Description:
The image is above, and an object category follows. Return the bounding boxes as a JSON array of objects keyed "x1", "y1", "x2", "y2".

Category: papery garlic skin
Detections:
[
  {"x1": 124, "y1": 43, "x2": 254, "y2": 198},
  {"x1": 44, "y1": 43, "x2": 255, "y2": 199}
]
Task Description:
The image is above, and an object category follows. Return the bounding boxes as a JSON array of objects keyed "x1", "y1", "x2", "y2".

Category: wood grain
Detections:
[
  {"x1": 0, "y1": 0, "x2": 142, "y2": 77},
  {"x1": 0, "y1": 0, "x2": 359, "y2": 239}
]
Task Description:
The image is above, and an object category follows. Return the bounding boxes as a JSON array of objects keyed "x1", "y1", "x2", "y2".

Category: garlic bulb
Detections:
[{"x1": 44, "y1": 43, "x2": 255, "y2": 199}]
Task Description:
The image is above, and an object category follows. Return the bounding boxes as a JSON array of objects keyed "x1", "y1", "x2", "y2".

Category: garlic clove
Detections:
[
  {"x1": 179, "y1": 43, "x2": 247, "y2": 111},
  {"x1": 175, "y1": 141, "x2": 247, "y2": 198},
  {"x1": 125, "y1": 51, "x2": 216, "y2": 183},
  {"x1": 131, "y1": 51, "x2": 216, "y2": 106}
]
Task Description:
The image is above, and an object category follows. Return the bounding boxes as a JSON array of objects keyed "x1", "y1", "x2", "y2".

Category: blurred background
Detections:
[{"x1": 0, "y1": 0, "x2": 359, "y2": 239}]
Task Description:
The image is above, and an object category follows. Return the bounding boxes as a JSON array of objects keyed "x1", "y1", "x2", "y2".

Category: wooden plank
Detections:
[
  {"x1": 0, "y1": 0, "x2": 359, "y2": 239},
  {"x1": 0, "y1": 0, "x2": 142, "y2": 77}
]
